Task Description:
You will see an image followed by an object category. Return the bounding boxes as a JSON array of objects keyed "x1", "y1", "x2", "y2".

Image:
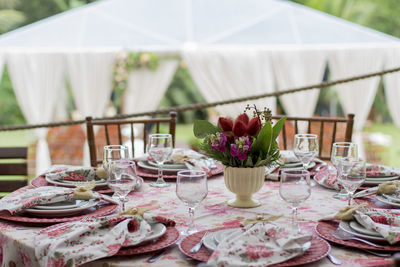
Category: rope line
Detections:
[{"x1": 1, "y1": 65, "x2": 399, "y2": 131}]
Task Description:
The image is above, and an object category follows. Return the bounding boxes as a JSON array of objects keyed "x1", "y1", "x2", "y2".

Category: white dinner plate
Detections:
[
  {"x1": 33, "y1": 199, "x2": 86, "y2": 210},
  {"x1": 147, "y1": 161, "x2": 187, "y2": 169},
  {"x1": 381, "y1": 193, "x2": 400, "y2": 203},
  {"x1": 376, "y1": 195, "x2": 400, "y2": 207},
  {"x1": 24, "y1": 199, "x2": 100, "y2": 217},
  {"x1": 365, "y1": 176, "x2": 399, "y2": 182},
  {"x1": 339, "y1": 221, "x2": 386, "y2": 242},
  {"x1": 123, "y1": 223, "x2": 167, "y2": 247},
  {"x1": 137, "y1": 161, "x2": 187, "y2": 173},
  {"x1": 203, "y1": 231, "x2": 218, "y2": 251},
  {"x1": 349, "y1": 221, "x2": 381, "y2": 237},
  {"x1": 45, "y1": 176, "x2": 108, "y2": 188},
  {"x1": 281, "y1": 161, "x2": 316, "y2": 170}
]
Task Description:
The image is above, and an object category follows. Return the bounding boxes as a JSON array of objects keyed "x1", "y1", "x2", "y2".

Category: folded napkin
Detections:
[
  {"x1": 207, "y1": 222, "x2": 312, "y2": 267},
  {"x1": 0, "y1": 185, "x2": 117, "y2": 215},
  {"x1": 279, "y1": 150, "x2": 300, "y2": 164},
  {"x1": 354, "y1": 180, "x2": 400, "y2": 199},
  {"x1": 45, "y1": 165, "x2": 107, "y2": 182},
  {"x1": 366, "y1": 164, "x2": 399, "y2": 177},
  {"x1": 313, "y1": 167, "x2": 341, "y2": 190},
  {"x1": 34, "y1": 212, "x2": 175, "y2": 267},
  {"x1": 320, "y1": 204, "x2": 368, "y2": 221},
  {"x1": 354, "y1": 208, "x2": 400, "y2": 244}
]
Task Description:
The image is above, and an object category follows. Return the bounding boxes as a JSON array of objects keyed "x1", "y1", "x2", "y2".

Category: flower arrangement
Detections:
[{"x1": 194, "y1": 105, "x2": 286, "y2": 168}]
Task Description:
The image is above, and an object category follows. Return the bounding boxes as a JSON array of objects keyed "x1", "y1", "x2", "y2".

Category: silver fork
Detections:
[
  {"x1": 190, "y1": 231, "x2": 209, "y2": 253},
  {"x1": 332, "y1": 230, "x2": 385, "y2": 248}
]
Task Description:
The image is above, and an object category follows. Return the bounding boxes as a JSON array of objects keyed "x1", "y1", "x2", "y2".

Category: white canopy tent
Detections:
[{"x1": 0, "y1": 0, "x2": 399, "y2": 172}]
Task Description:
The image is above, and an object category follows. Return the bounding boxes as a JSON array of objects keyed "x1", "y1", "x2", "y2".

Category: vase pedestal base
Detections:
[{"x1": 227, "y1": 196, "x2": 261, "y2": 208}]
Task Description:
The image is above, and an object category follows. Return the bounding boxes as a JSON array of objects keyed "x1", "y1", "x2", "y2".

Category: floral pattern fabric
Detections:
[
  {"x1": 35, "y1": 213, "x2": 173, "y2": 267},
  {"x1": 354, "y1": 208, "x2": 400, "y2": 244},
  {"x1": 208, "y1": 222, "x2": 312, "y2": 267},
  {"x1": 45, "y1": 165, "x2": 97, "y2": 182},
  {"x1": 0, "y1": 174, "x2": 395, "y2": 267}
]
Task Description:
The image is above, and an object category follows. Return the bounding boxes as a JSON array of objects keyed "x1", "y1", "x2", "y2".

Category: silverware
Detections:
[
  {"x1": 190, "y1": 231, "x2": 209, "y2": 253},
  {"x1": 332, "y1": 230, "x2": 385, "y2": 248},
  {"x1": 327, "y1": 253, "x2": 342, "y2": 265},
  {"x1": 360, "y1": 249, "x2": 392, "y2": 257},
  {"x1": 207, "y1": 159, "x2": 217, "y2": 169}
]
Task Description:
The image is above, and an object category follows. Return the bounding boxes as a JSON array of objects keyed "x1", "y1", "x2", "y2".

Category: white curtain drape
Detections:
[
  {"x1": 384, "y1": 47, "x2": 400, "y2": 129},
  {"x1": 183, "y1": 48, "x2": 276, "y2": 118},
  {"x1": 66, "y1": 52, "x2": 116, "y2": 165},
  {"x1": 7, "y1": 52, "x2": 66, "y2": 175},
  {"x1": 123, "y1": 60, "x2": 179, "y2": 114},
  {"x1": 328, "y1": 48, "x2": 384, "y2": 158},
  {"x1": 272, "y1": 50, "x2": 326, "y2": 118}
]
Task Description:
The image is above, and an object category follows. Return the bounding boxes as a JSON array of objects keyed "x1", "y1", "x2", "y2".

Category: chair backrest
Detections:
[
  {"x1": 0, "y1": 147, "x2": 28, "y2": 195},
  {"x1": 86, "y1": 112, "x2": 177, "y2": 167},
  {"x1": 271, "y1": 114, "x2": 354, "y2": 160}
]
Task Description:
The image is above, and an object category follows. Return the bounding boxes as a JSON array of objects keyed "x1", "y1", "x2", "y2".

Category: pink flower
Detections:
[
  {"x1": 245, "y1": 245, "x2": 274, "y2": 260},
  {"x1": 210, "y1": 133, "x2": 227, "y2": 152},
  {"x1": 106, "y1": 244, "x2": 121, "y2": 255},
  {"x1": 47, "y1": 225, "x2": 70, "y2": 237},
  {"x1": 47, "y1": 257, "x2": 66, "y2": 267}
]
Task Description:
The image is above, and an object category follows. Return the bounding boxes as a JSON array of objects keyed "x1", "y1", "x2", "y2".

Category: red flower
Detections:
[
  {"x1": 236, "y1": 113, "x2": 249, "y2": 125},
  {"x1": 219, "y1": 117, "x2": 233, "y2": 132},
  {"x1": 223, "y1": 132, "x2": 234, "y2": 143},
  {"x1": 247, "y1": 117, "x2": 261, "y2": 136},
  {"x1": 233, "y1": 120, "x2": 247, "y2": 137}
]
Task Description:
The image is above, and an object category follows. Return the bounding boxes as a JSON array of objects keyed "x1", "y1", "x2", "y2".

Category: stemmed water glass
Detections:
[
  {"x1": 103, "y1": 145, "x2": 129, "y2": 201},
  {"x1": 279, "y1": 170, "x2": 311, "y2": 234},
  {"x1": 337, "y1": 158, "x2": 366, "y2": 206},
  {"x1": 107, "y1": 159, "x2": 137, "y2": 212},
  {"x1": 331, "y1": 142, "x2": 358, "y2": 200},
  {"x1": 148, "y1": 134, "x2": 173, "y2": 188},
  {"x1": 176, "y1": 170, "x2": 208, "y2": 236},
  {"x1": 294, "y1": 134, "x2": 318, "y2": 186}
]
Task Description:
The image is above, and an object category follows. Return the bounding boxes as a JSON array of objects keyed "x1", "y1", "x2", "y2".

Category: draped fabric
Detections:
[
  {"x1": 66, "y1": 52, "x2": 116, "y2": 165},
  {"x1": 7, "y1": 53, "x2": 66, "y2": 174},
  {"x1": 328, "y1": 48, "x2": 384, "y2": 131},
  {"x1": 123, "y1": 60, "x2": 179, "y2": 114},
  {"x1": 328, "y1": 48, "x2": 385, "y2": 158},
  {"x1": 272, "y1": 50, "x2": 326, "y2": 117},
  {"x1": 183, "y1": 48, "x2": 276, "y2": 118},
  {"x1": 384, "y1": 47, "x2": 400, "y2": 129}
]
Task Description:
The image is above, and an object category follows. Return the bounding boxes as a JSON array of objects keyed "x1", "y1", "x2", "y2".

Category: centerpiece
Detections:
[{"x1": 194, "y1": 105, "x2": 286, "y2": 208}]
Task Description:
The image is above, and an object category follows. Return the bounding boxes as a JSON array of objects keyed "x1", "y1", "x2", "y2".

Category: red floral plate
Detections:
[
  {"x1": 316, "y1": 220, "x2": 400, "y2": 251},
  {"x1": 0, "y1": 203, "x2": 118, "y2": 224},
  {"x1": 136, "y1": 162, "x2": 223, "y2": 179},
  {"x1": 117, "y1": 226, "x2": 179, "y2": 255},
  {"x1": 179, "y1": 227, "x2": 330, "y2": 266},
  {"x1": 354, "y1": 195, "x2": 396, "y2": 209},
  {"x1": 30, "y1": 175, "x2": 144, "y2": 194}
]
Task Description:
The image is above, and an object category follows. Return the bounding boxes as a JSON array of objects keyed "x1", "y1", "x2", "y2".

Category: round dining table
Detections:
[{"x1": 0, "y1": 173, "x2": 394, "y2": 267}]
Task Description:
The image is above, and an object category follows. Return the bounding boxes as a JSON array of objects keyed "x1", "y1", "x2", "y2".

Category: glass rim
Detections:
[
  {"x1": 103, "y1": 145, "x2": 128, "y2": 150},
  {"x1": 333, "y1": 142, "x2": 357, "y2": 147},
  {"x1": 149, "y1": 133, "x2": 172, "y2": 138},
  {"x1": 177, "y1": 170, "x2": 207, "y2": 178},
  {"x1": 280, "y1": 169, "x2": 310, "y2": 176},
  {"x1": 338, "y1": 157, "x2": 365, "y2": 164},
  {"x1": 109, "y1": 159, "x2": 136, "y2": 165},
  {"x1": 294, "y1": 134, "x2": 318, "y2": 138}
]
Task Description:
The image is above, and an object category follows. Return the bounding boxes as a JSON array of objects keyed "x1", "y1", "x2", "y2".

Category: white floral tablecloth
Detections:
[{"x1": 0, "y1": 175, "x2": 394, "y2": 267}]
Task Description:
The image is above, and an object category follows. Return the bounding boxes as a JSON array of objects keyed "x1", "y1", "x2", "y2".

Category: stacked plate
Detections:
[
  {"x1": 364, "y1": 164, "x2": 400, "y2": 186},
  {"x1": 45, "y1": 176, "x2": 108, "y2": 188},
  {"x1": 339, "y1": 220, "x2": 385, "y2": 242},
  {"x1": 375, "y1": 193, "x2": 400, "y2": 207},
  {"x1": 137, "y1": 161, "x2": 188, "y2": 173},
  {"x1": 23, "y1": 199, "x2": 100, "y2": 217}
]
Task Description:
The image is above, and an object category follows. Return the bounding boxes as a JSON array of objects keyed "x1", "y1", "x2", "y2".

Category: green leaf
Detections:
[
  {"x1": 272, "y1": 116, "x2": 286, "y2": 141},
  {"x1": 245, "y1": 157, "x2": 254, "y2": 167},
  {"x1": 193, "y1": 120, "x2": 219, "y2": 138}
]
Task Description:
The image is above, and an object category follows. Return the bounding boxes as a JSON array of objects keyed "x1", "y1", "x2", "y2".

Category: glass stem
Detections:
[
  {"x1": 187, "y1": 206, "x2": 195, "y2": 234},
  {"x1": 156, "y1": 163, "x2": 164, "y2": 184},
  {"x1": 119, "y1": 196, "x2": 125, "y2": 212},
  {"x1": 348, "y1": 192, "x2": 353, "y2": 206},
  {"x1": 292, "y1": 207, "x2": 300, "y2": 234}
]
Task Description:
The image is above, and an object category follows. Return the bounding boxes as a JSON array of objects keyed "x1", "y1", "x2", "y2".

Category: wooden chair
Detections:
[
  {"x1": 0, "y1": 147, "x2": 28, "y2": 196},
  {"x1": 271, "y1": 114, "x2": 355, "y2": 160},
  {"x1": 86, "y1": 112, "x2": 177, "y2": 167}
]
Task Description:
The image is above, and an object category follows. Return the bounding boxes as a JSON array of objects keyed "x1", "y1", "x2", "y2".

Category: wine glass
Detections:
[
  {"x1": 107, "y1": 159, "x2": 137, "y2": 212},
  {"x1": 176, "y1": 170, "x2": 208, "y2": 236},
  {"x1": 148, "y1": 134, "x2": 173, "y2": 188},
  {"x1": 337, "y1": 158, "x2": 366, "y2": 206},
  {"x1": 331, "y1": 142, "x2": 358, "y2": 200},
  {"x1": 294, "y1": 134, "x2": 318, "y2": 186},
  {"x1": 103, "y1": 145, "x2": 129, "y2": 201},
  {"x1": 279, "y1": 170, "x2": 311, "y2": 234}
]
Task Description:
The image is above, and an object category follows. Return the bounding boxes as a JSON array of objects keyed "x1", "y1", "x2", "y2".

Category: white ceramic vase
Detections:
[{"x1": 223, "y1": 166, "x2": 265, "y2": 208}]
